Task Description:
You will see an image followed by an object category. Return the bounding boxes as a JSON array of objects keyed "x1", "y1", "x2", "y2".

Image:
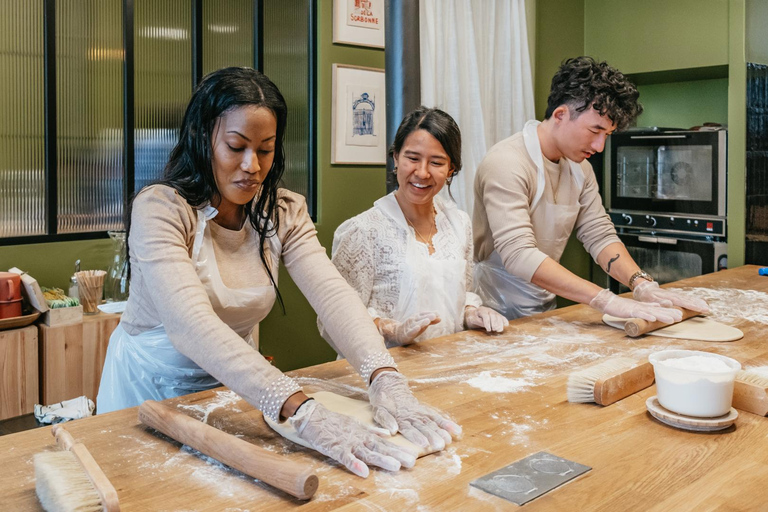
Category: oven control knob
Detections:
[
  {"x1": 621, "y1": 213, "x2": 632, "y2": 225},
  {"x1": 645, "y1": 215, "x2": 657, "y2": 227}
]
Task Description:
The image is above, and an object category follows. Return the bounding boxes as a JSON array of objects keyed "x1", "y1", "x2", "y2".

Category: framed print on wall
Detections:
[
  {"x1": 333, "y1": 0, "x2": 385, "y2": 48},
  {"x1": 331, "y1": 64, "x2": 386, "y2": 165}
]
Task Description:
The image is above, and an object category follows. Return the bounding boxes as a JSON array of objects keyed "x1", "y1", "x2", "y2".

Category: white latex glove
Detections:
[
  {"x1": 589, "y1": 288, "x2": 683, "y2": 324},
  {"x1": 289, "y1": 399, "x2": 417, "y2": 478},
  {"x1": 464, "y1": 306, "x2": 509, "y2": 333},
  {"x1": 377, "y1": 312, "x2": 440, "y2": 346},
  {"x1": 632, "y1": 280, "x2": 710, "y2": 314},
  {"x1": 368, "y1": 371, "x2": 461, "y2": 452}
]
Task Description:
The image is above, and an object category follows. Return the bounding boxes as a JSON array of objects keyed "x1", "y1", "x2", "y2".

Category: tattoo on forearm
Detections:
[{"x1": 604, "y1": 253, "x2": 620, "y2": 274}]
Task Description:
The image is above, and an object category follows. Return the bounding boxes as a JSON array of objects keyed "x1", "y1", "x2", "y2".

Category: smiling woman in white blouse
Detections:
[{"x1": 321, "y1": 107, "x2": 508, "y2": 352}]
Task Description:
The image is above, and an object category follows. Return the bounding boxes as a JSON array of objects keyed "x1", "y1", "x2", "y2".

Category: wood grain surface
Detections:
[
  {"x1": 2, "y1": 266, "x2": 768, "y2": 511},
  {"x1": 0, "y1": 325, "x2": 37, "y2": 420},
  {"x1": 39, "y1": 312, "x2": 120, "y2": 405}
]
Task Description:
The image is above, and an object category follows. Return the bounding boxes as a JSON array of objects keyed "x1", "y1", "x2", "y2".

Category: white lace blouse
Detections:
[{"x1": 321, "y1": 193, "x2": 482, "y2": 349}]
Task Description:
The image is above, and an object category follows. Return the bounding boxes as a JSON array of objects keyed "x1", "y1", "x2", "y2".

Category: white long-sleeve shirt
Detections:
[{"x1": 322, "y1": 193, "x2": 483, "y2": 351}]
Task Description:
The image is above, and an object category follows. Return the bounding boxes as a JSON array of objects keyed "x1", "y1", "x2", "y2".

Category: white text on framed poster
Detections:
[
  {"x1": 333, "y1": 0, "x2": 385, "y2": 49},
  {"x1": 332, "y1": 64, "x2": 386, "y2": 165}
]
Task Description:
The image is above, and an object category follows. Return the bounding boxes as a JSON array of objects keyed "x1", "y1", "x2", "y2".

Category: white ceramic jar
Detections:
[{"x1": 649, "y1": 349, "x2": 741, "y2": 418}]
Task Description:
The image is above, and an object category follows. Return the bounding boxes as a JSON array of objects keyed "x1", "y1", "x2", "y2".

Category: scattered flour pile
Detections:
[{"x1": 466, "y1": 371, "x2": 533, "y2": 393}]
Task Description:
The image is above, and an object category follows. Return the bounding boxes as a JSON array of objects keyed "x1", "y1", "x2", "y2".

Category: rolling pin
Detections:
[
  {"x1": 624, "y1": 307, "x2": 700, "y2": 337},
  {"x1": 138, "y1": 400, "x2": 319, "y2": 500}
]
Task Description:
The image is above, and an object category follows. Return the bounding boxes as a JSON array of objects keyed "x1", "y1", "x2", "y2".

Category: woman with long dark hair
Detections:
[{"x1": 97, "y1": 68, "x2": 460, "y2": 478}]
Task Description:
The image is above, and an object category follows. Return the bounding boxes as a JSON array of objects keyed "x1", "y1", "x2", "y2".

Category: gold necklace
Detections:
[{"x1": 404, "y1": 209, "x2": 436, "y2": 251}]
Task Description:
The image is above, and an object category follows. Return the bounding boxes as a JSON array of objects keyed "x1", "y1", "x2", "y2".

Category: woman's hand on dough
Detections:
[
  {"x1": 289, "y1": 399, "x2": 417, "y2": 478},
  {"x1": 368, "y1": 371, "x2": 461, "y2": 452},
  {"x1": 464, "y1": 306, "x2": 509, "y2": 333},
  {"x1": 632, "y1": 280, "x2": 710, "y2": 314},
  {"x1": 377, "y1": 312, "x2": 441, "y2": 346},
  {"x1": 590, "y1": 288, "x2": 682, "y2": 323}
]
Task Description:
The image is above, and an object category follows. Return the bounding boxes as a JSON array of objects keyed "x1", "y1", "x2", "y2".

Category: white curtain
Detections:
[{"x1": 420, "y1": 0, "x2": 535, "y2": 214}]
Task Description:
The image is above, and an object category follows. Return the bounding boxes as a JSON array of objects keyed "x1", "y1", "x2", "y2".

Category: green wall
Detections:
[
  {"x1": 635, "y1": 78, "x2": 729, "y2": 128},
  {"x1": 584, "y1": 0, "x2": 729, "y2": 74},
  {"x1": 0, "y1": 238, "x2": 113, "y2": 290},
  {"x1": 258, "y1": 0, "x2": 386, "y2": 371}
]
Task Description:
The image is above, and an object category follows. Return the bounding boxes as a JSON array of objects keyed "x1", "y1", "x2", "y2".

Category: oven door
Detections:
[
  {"x1": 607, "y1": 130, "x2": 726, "y2": 217},
  {"x1": 609, "y1": 233, "x2": 727, "y2": 294}
]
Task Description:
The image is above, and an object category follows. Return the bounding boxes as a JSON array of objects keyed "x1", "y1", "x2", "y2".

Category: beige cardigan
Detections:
[{"x1": 121, "y1": 184, "x2": 391, "y2": 411}]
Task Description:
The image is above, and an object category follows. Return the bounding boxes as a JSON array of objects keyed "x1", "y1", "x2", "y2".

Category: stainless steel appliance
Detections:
[{"x1": 602, "y1": 128, "x2": 728, "y2": 292}]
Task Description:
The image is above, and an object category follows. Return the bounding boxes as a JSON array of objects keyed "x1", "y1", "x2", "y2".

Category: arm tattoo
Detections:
[{"x1": 604, "y1": 253, "x2": 620, "y2": 274}]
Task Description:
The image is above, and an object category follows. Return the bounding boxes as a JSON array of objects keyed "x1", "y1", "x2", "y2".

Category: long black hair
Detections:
[{"x1": 128, "y1": 67, "x2": 288, "y2": 309}]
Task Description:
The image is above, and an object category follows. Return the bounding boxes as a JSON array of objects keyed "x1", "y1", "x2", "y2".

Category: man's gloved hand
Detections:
[
  {"x1": 377, "y1": 312, "x2": 440, "y2": 346},
  {"x1": 464, "y1": 306, "x2": 509, "y2": 333},
  {"x1": 368, "y1": 371, "x2": 461, "y2": 452},
  {"x1": 289, "y1": 399, "x2": 417, "y2": 478},
  {"x1": 589, "y1": 288, "x2": 683, "y2": 324},
  {"x1": 632, "y1": 280, "x2": 710, "y2": 314}
]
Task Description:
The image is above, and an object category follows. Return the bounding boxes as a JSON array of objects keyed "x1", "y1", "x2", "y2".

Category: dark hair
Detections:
[
  {"x1": 389, "y1": 106, "x2": 462, "y2": 190},
  {"x1": 128, "y1": 67, "x2": 288, "y2": 309},
  {"x1": 545, "y1": 56, "x2": 643, "y2": 131}
]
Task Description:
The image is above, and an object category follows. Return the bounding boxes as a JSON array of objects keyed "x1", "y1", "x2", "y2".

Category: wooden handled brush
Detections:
[
  {"x1": 139, "y1": 400, "x2": 319, "y2": 500},
  {"x1": 624, "y1": 307, "x2": 700, "y2": 337},
  {"x1": 34, "y1": 425, "x2": 120, "y2": 512},
  {"x1": 567, "y1": 358, "x2": 655, "y2": 406},
  {"x1": 733, "y1": 369, "x2": 768, "y2": 416}
]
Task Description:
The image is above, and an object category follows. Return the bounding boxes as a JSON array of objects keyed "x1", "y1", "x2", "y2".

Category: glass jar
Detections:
[{"x1": 104, "y1": 230, "x2": 129, "y2": 302}]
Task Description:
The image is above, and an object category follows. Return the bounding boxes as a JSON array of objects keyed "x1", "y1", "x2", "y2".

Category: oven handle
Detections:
[
  {"x1": 638, "y1": 235, "x2": 679, "y2": 245},
  {"x1": 629, "y1": 135, "x2": 687, "y2": 139}
]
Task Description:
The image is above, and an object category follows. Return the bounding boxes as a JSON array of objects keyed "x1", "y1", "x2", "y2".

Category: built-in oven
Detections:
[
  {"x1": 601, "y1": 128, "x2": 728, "y2": 293},
  {"x1": 606, "y1": 129, "x2": 726, "y2": 216},
  {"x1": 606, "y1": 215, "x2": 728, "y2": 293}
]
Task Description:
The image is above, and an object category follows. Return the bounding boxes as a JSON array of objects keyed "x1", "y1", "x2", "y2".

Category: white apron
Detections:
[
  {"x1": 97, "y1": 206, "x2": 278, "y2": 413},
  {"x1": 475, "y1": 120, "x2": 585, "y2": 320},
  {"x1": 378, "y1": 195, "x2": 466, "y2": 346}
]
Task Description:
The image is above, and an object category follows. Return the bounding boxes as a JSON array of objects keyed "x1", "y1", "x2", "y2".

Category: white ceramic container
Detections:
[{"x1": 649, "y1": 349, "x2": 741, "y2": 418}]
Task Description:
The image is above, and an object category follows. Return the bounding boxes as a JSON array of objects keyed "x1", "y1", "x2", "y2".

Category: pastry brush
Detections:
[
  {"x1": 733, "y1": 367, "x2": 768, "y2": 416},
  {"x1": 34, "y1": 425, "x2": 119, "y2": 512},
  {"x1": 567, "y1": 358, "x2": 655, "y2": 405}
]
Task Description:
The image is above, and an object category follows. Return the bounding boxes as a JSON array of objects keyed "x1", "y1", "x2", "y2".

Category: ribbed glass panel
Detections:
[
  {"x1": 0, "y1": 0, "x2": 45, "y2": 237},
  {"x1": 263, "y1": 0, "x2": 310, "y2": 200},
  {"x1": 202, "y1": 0, "x2": 253, "y2": 76},
  {"x1": 57, "y1": 0, "x2": 125, "y2": 233},
  {"x1": 134, "y1": 0, "x2": 192, "y2": 192}
]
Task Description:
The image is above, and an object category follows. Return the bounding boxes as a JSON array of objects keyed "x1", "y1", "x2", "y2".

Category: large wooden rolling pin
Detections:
[
  {"x1": 138, "y1": 400, "x2": 319, "y2": 500},
  {"x1": 624, "y1": 307, "x2": 700, "y2": 337}
]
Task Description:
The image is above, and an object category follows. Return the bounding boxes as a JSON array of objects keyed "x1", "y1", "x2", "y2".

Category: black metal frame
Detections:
[
  {"x1": 306, "y1": 0, "x2": 317, "y2": 219},
  {"x1": 2, "y1": 0, "x2": 319, "y2": 244}
]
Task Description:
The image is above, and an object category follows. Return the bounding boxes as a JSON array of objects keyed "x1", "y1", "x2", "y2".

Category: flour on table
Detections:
[
  {"x1": 466, "y1": 371, "x2": 533, "y2": 393},
  {"x1": 669, "y1": 287, "x2": 768, "y2": 326}
]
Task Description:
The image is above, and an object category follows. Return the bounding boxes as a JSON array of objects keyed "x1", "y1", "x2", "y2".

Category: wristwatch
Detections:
[{"x1": 628, "y1": 270, "x2": 654, "y2": 290}]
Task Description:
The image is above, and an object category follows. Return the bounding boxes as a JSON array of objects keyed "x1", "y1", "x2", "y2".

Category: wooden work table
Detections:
[{"x1": 2, "y1": 265, "x2": 768, "y2": 510}]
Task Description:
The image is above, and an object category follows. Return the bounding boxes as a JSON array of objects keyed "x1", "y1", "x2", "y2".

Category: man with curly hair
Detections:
[{"x1": 472, "y1": 56, "x2": 709, "y2": 322}]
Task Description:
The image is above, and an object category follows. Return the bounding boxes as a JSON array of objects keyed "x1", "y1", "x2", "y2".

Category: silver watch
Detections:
[{"x1": 628, "y1": 270, "x2": 654, "y2": 290}]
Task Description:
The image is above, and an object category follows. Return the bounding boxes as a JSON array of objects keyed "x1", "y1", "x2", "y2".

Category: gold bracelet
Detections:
[{"x1": 628, "y1": 270, "x2": 654, "y2": 290}]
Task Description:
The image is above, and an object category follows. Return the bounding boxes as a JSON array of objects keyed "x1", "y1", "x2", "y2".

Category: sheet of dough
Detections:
[
  {"x1": 263, "y1": 391, "x2": 433, "y2": 457},
  {"x1": 602, "y1": 314, "x2": 743, "y2": 342}
]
